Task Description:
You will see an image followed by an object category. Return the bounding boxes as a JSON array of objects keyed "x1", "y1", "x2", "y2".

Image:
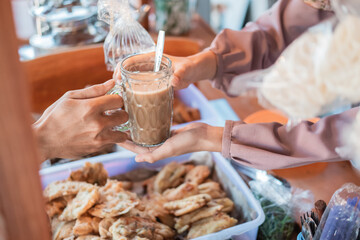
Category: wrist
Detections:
[
  {"x1": 202, "y1": 124, "x2": 223, "y2": 153},
  {"x1": 32, "y1": 121, "x2": 50, "y2": 161},
  {"x1": 189, "y1": 50, "x2": 217, "y2": 80}
]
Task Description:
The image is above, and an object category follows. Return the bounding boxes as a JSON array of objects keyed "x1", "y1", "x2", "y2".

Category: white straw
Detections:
[{"x1": 154, "y1": 30, "x2": 165, "y2": 72}]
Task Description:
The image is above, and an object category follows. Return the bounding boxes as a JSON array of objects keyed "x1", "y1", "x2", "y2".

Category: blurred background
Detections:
[{"x1": 11, "y1": 0, "x2": 278, "y2": 60}]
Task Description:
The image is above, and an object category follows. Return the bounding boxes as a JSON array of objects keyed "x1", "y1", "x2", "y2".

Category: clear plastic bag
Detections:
[
  {"x1": 314, "y1": 183, "x2": 360, "y2": 240},
  {"x1": 97, "y1": 0, "x2": 155, "y2": 70},
  {"x1": 249, "y1": 177, "x2": 314, "y2": 240},
  {"x1": 228, "y1": 0, "x2": 360, "y2": 127}
]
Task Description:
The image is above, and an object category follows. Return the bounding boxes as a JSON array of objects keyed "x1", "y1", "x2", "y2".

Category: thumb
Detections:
[{"x1": 67, "y1": 79, "x2": 115, "y2": 99}]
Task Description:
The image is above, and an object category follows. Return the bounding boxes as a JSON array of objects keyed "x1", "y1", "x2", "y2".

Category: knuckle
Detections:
[
  {"x1": 61, "y1": 98, "x2": 74, "y2": 108},
  {"x1": 86, "y1": 118, "x2": 105, "y2": 134},
  {"x1": 92, "y1": 139, "x2": 104, "y2": 149},
  {"x1": 92, "y1": 119, "x2": 104, "y2": 132},
  {"x1": 121, "y1": 111, "x2": 129, "y2": 122},
  {"x1": 109, "y1": 111, "x2": 128, "y2": 125},
  {"x1": 116, "y1": 95, "x2": 124, "y2": 106},
  {"x1": 107, "y1": 94, "x2": 124, "y2": 107},
  {"x1": 58, "y1": 96, "x2": 77, "y2": 109},
  {"x1": 63, "y1": 90, "x2": 76, "y2": 98}
]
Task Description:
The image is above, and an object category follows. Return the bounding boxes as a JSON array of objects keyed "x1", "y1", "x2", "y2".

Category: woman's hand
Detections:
[
  {"x1": 170, "y1": 50, "x2": 217, "y2": 90},
  {"x1": 33, "y1": 80, "x2": 128, "y2": 160},
  {"x1": 118, "y1": 123, "x2": 223, "y2": 163}
]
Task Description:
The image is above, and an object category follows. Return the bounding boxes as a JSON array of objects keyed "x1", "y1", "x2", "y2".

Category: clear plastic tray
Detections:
[{"x1": 40, "y1": 151, "x2": 265, "y2": 240}]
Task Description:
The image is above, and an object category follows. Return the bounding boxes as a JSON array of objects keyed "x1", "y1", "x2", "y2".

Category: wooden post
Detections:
[{"x1": 0, "y1": 0, "x2": 51, "y2": 239}]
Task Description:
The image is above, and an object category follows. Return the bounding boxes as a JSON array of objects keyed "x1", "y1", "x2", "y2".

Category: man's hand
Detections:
[
  {"x1": 118, "y1": 123, "x2": 223, "y2": 163},
  {"x1": 33, "y1": 80, "x2": 128, "y2": 160}
]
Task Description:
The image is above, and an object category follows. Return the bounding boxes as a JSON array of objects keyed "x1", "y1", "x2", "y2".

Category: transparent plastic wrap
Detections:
[
  {"x1": 228, "y1": 0, "x2": 360, "y2": 127},
  {"x1": 245, "y1": 172, "x2": 314, "y2": 240},
  {"x1": 313, "y1": 183, "x2": 360, "y2": 240},
  {"x1": 97, "y1": 0, "x2": 155, "y2": 70}
]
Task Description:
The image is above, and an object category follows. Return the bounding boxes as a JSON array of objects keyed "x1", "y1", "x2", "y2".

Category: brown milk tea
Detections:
[{"x1": 123, "y1": 71, "x2": 173, "y2": 147}]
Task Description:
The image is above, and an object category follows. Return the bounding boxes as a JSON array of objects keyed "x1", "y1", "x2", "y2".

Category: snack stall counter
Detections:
[{"x1": 2, "y1": 1, "x2": 360, "y2": 238}]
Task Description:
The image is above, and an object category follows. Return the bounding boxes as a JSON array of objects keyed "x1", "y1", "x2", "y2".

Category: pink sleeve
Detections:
[
  {"x1": 208, "y1": 0, "x2": 334, "y2": 94},
  {"x1": 222, "y1": 107, "x2": 359, "y2": 170}
]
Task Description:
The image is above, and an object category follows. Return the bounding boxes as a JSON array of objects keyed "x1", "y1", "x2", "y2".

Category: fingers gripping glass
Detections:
[{"x1": 106, "y1": 83, "x2": 129, "y2": 131}]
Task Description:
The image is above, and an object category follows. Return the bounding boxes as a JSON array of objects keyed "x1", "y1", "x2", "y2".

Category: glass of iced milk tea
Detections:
[{"x1": 115, "y1": 52, "x2": 173, "y2": 147}]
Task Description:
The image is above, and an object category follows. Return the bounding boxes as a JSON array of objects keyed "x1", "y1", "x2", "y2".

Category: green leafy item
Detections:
[{"x1": 254, "y1": 193, "x2": 295, "y2": 240}]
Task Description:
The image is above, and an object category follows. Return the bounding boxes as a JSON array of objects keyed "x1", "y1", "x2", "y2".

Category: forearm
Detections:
[
  {"x1": 209, "y1": 0, "x2": 333, "y2": 94},
  {"x1": 200, "y1": 124, "x2": 223, "y2": 153},
  {"x1": 223, "y1": 107, "x2": 359, "y2": 170},
  {"x1": 188, "y1": 50, "x2": 217, "y2": 81}
]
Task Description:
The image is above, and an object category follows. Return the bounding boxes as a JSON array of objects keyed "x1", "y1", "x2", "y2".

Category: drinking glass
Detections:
[{"x1": 110, "y1": 52, "x2": 174, "y2": 147}]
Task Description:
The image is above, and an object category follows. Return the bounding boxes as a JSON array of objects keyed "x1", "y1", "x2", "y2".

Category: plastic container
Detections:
[
  {"x1": 174, "y1": 84, "x2": 221, "y2": 128},
  {"x1": 40, "y1": 151, "x2": 265, "y2": 240}
]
